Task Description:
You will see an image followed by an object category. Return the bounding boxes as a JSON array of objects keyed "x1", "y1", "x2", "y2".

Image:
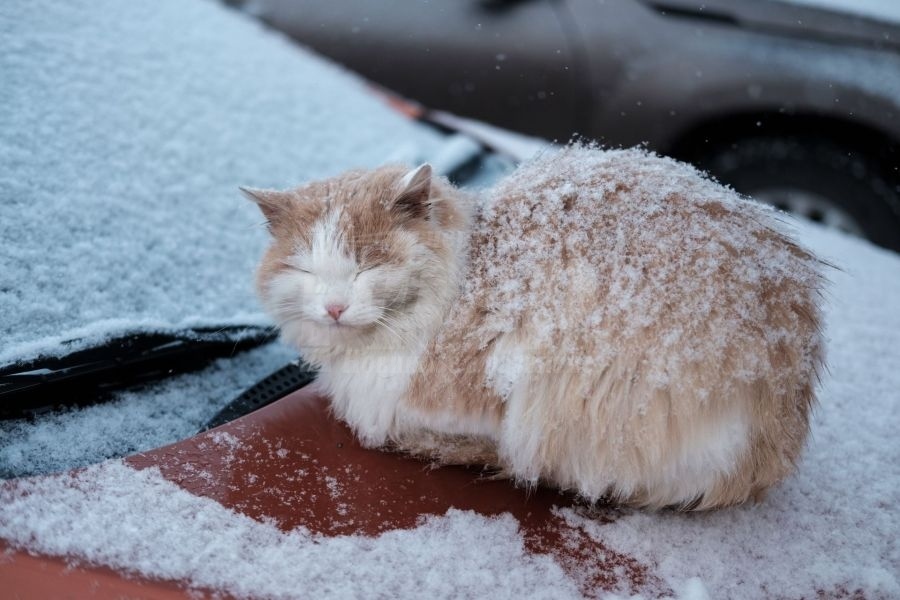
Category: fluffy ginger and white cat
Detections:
[{"x1": 244, "y1": 146, "x2": 825, "y2": 510}]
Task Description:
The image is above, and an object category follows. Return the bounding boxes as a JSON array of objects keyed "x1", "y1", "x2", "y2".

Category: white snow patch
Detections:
[
  {"x1": 427, "y1": 110, "x2": 550, "y2": 162},
  {"x1": 0, "y1": 461, "x2": 583, "y2": 599},
  {"x1": 0, "y1": 341, "x2": 296, "y2": 479}
]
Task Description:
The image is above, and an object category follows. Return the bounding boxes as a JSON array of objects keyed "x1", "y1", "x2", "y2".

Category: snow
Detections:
[
  {"x1": 0, "y1": 0, "x2": 448, "y2": 367},
  {"x1": 2, "y1": 221, "x2": 899, "y2": 599},
  {"x1": 0, "y1": 341, "x2": 296, "y2": 479},
  {"x1": 0, "y1": 461, "x2": 583, "y2": 600},
  {"x1": 781, "y1": 0, "x2": 900, "y2": 25},
  {"x1": 465, "y1": 147, "x2": 823, "y2": 401},
  {"x1": 426, "y1": 110, "x2": 550, "y2": 162}
]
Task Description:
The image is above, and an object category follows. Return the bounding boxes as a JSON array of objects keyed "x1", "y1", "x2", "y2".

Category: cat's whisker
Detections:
[
  {"x1": 375, "y1": 305, "x2": 402, "y2": 313},
  {"x1": 376, "y1": 312, "x2": 417, "y2": 343},
  {"x1": 376, "y1": 306, "x2": 407, "y2": 320},
  {"x1": 374, "y1": 316, "x2": 408, "y2": 347},
  {"x1": 276, "y1": 308, "x2": 314, "y2": 325},
  {"x1": 383, "y1": 321, "x2": 418, "y2": 349}
]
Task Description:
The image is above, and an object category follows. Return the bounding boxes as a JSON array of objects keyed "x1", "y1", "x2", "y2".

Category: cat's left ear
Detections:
[
  {"x1": 240, "y1": 186, "x2": 288, "y2": 228},
  {"x1": 392, "y1": 164, "x2": 432, "y2": 221}
]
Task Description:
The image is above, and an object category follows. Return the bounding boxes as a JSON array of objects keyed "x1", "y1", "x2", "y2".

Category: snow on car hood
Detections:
[{"x1": 0, "y1": 0, "x2": 444, "y2": 366}]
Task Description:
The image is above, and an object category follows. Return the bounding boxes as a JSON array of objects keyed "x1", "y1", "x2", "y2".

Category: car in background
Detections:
[{"x1": 232, "y1": 0, "x2": 900, "y2": 251}]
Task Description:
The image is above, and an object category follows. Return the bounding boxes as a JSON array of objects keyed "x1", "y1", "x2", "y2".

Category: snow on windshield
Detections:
[
  {"x1": 0, "y1": 0, "x2": 446, "y2": 367},
  {"x1": 0, "y1": 341, "x2": 297, "y2": 479},
  {"x1": 782, "y1": 0, "x2": 900, "y2": 25}
]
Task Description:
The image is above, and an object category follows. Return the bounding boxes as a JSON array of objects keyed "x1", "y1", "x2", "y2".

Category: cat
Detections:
[{"x1": 243, "y1": 145, "x2": 826, "y2": 510}]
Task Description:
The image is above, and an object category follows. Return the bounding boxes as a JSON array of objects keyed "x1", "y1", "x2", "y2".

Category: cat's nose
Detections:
[{"x1": 325, "y1": 303, "x2": 347, "y2": 321}]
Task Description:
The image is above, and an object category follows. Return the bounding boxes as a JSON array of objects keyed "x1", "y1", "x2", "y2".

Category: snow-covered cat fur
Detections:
[{"x1": 245, "y1": 146, "x2": 825, "y2": 510}]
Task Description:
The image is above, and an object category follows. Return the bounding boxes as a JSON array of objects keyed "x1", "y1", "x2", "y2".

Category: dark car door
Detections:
[{"x1": 246, "y1": 0, "x2": 587, "y2": 139}]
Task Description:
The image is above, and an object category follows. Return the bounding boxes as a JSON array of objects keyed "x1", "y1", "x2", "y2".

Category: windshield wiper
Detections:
[
  {"x1": 0, "y1": 326, "x2": 276, "y2": 419},
  {"x1": 200, "y1": 359, "x2": 317, "y2": 432}
]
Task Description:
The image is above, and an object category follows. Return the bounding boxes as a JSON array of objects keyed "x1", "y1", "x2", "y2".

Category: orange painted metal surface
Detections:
[
  {"x1": 2, "y1": 386, "x2": 658, "y2": 597},
  {"x1": 0, "y1": 546, "x2": 200, "y2": 599}
]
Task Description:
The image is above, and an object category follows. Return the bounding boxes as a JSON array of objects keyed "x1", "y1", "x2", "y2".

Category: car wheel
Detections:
[{"x1": 693, "y1": 136, "x2": 900, "y2": 252}]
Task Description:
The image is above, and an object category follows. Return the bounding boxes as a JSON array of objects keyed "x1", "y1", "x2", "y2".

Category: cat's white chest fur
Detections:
[
  {"x1": 316, "y1": 350, "x2": 499, "y2": 446},
  {"x1": 314, "y1": 351, "x2": 422, "y2": 447}
]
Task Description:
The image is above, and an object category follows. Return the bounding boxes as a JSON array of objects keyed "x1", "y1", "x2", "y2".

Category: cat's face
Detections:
[{"x1": 246, "y1": 164, "x2": 444, "y2": 348}]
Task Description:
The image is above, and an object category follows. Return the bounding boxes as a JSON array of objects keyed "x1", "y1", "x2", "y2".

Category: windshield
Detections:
[
  {"x1": 0, "y1": 0, "x2": 514, "y2": 475},
  {"x1": 0, "y1": 3, "x2": 449, "y2": 369}
]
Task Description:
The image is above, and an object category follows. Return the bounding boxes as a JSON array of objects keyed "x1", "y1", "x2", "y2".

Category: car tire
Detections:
[{"x1": 693, "y1": 136, "x2": 900, "y2": 252}]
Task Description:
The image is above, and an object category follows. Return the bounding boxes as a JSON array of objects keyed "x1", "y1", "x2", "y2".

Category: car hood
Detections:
[{"x1": 0, "y1": 0, "x2": 446, "y2": 368}]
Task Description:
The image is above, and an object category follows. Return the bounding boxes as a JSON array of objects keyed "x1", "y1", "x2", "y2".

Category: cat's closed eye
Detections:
[
  {"x1": 280, "y1": 260, "x2": 311, "y2": 274},
  {"x1": 355, "y1": 265, "x2": 378, "y2": 280}
]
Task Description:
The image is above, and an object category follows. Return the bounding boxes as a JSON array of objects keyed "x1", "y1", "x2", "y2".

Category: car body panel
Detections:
[
  {"x1": 0, "y1": 549, "x2": 194, "y2": 600},
  {"x1": 567, "y1": 0, "x2": 900, "y2": 151},
  {"x1": 245, "y1": 0, "x2": 900, "y2": 152},
  {"x1": 252, "y1": 0, "x2": 587, "y2": 139}
]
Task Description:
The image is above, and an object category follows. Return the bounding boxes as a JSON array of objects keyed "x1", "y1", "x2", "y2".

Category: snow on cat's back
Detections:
[
  {"x1": 251, "y1": 146, "x2": 826, "y2": 510},
  {"x1": 408, "y1": 147, "x2": 826, "y2": 509}
]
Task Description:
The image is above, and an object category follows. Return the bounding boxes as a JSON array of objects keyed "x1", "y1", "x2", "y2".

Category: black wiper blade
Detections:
[
  {"x1": 0, "y1": 326, "x2": 276, "y2": 419},
  {"x1": 200, "y1": 359, "x2": 317, "y2": 432}
]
